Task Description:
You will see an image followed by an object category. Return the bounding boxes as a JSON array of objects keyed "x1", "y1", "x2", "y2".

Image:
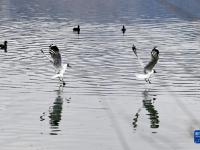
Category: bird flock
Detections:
[{"x1": 1, "y1": 25, "x2": 159, "y2": 86}]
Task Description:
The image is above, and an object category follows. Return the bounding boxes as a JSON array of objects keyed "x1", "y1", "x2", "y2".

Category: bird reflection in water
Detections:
[
  {"x1": 133, "y1": 89, "x2": 159, "y2": 131},
  {"x1": 48, "y1": 87, "x2": 64, "y2": 135}
]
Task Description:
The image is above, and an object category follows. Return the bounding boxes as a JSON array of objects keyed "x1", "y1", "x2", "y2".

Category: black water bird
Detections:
[
  {"x1": 73, "y1": 25, "x2": 80, "y2": 34},
  {"x1": 0, "y1": 41, "x2": 7, "y2": 52},
  {"x1": 121, "y1": 25, "x2": 126, "y2": 34}
]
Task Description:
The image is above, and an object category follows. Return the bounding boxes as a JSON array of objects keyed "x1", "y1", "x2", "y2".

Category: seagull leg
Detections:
[
  {"x1": 148, "y1": 79, "x2": 151, "y2": 84},
  {"x1": 59, "y1": 77, "x2": 65, "y2": 86},
  {"x1": 145, "y1": 78, "x2": 151, "y2": 84}
]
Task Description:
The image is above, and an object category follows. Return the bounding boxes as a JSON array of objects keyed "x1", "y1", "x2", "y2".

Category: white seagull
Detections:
[
  {"x1": 132, "y1": 44, "x2": 159, "y2": 84},
  {"x1": 41, "y1": 44, "x2": 71, "y2": 86}
]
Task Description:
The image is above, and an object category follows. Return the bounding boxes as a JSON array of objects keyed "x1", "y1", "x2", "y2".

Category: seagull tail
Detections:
[{"x1": 51, "y1": 64, "x2": 68, "y2": 79}]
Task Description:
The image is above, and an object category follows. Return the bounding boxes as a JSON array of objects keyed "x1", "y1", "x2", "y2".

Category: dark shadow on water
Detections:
[
  {"x1": 133, "y1": 89, "x2": 159, "y2": 131},
  {"x1": 48, "y1": 87, "x2": 64, "y2": 135}
]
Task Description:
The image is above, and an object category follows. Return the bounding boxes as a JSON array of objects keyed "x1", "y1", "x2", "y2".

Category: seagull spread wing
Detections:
[
  {"x1": 144, "y1": 58, "x2": 158, "y2": 74},
  {"x1": 132, "y1": 45, "x2": 145, "y2": 69}
]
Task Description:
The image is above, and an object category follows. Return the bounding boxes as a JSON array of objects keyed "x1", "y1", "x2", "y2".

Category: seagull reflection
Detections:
[
  {"x1": 133, "y1": 89, "x2": 159, "y2": 131},
  {"x1": 49, "y1": 88, "x2": 64, "y2": 135},
  {"x1": 132, "y1": 108, "x2": 141, "y2": 129}
]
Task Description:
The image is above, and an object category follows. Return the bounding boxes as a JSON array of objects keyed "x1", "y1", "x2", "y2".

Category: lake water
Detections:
[{"x1": 0, "y1": 0, "x2": 200, "y2": 149}]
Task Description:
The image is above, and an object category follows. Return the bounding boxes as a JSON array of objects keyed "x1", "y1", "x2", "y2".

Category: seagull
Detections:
[
  {"x1": 41, "y1": 44, "x2": 71, "y2": 86},
  {"x1": 0, "y1": 41, "x2": 7, "y2": 52},
  {"x1": 133, "y1": 45, "x2": 159, "y2": 84},
  {"x1": 144, "y1": 47, "x2": 159, "y2": 75}
]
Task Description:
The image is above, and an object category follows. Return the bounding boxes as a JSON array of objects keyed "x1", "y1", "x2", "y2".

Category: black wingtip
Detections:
[
  {"x1": 41, "y1": 49, "x2": 44, "y2": 53},
  {"x1": 153, "y1": 46, "x2": 158, "y2": 51},
  {"x1": 67, "y1": 63, "x2": 72, "y2": 68},
  {"x1": 132, "y1": 44, "x2": 138, "y2": 57},
  {"x1": 132, "y1": 44, "x2": 136, "y2": 51},
  {"x1": 152, "y1": 46, "x2": 159, "y2": 54}
]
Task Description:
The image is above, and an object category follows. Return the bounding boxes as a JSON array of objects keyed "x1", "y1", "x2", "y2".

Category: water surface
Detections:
[{"x1": 0, "y1": 0, "x2": 200, "y2": 150}]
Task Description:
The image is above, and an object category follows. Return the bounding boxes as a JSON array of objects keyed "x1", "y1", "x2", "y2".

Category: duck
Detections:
[
  {"x1": 73, "y1": 25, "x2": 80, "y2": 34},
  {"x1": 121, "y1": 25, "x2": 126, "y2": 34},
  {"x1": 0, "y1": 41, "x2": 7, "y2": 52}
]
